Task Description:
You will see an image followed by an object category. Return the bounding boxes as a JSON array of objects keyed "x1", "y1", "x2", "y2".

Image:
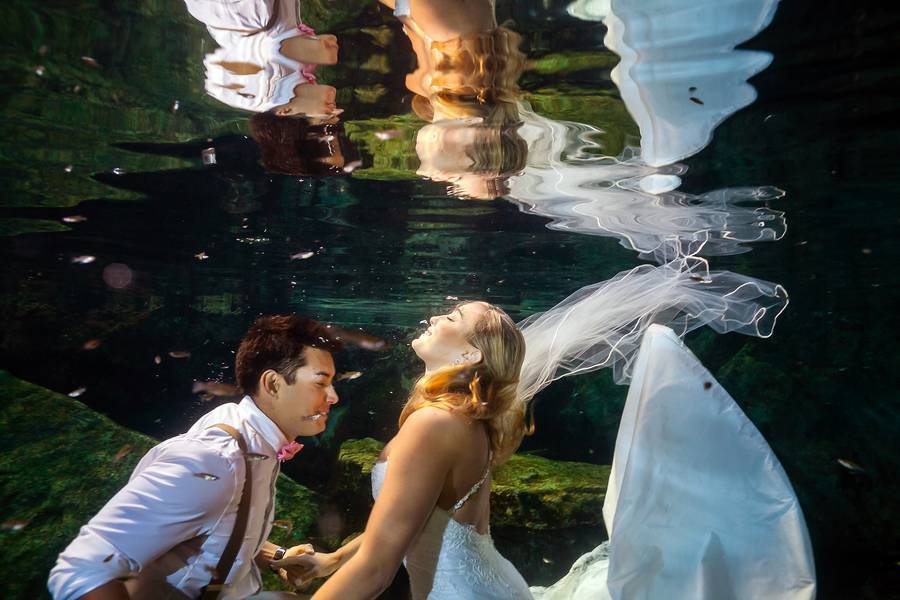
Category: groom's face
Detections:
[{"x1": 272, "y1": 347, "x2": 338, "y2": 438}]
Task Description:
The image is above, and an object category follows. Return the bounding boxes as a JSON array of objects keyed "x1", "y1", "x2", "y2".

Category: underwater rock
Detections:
[
  {"x1": 0, "y1": 371, "x2": 317, "y2": 598},
  {"x1": 333, "y1": 438, "x2": 611, "y2": 530}
]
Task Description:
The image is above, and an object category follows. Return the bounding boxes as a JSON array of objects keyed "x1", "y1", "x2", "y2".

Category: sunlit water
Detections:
[{"x1": 1, "y1": 0, "x2": 898, "y2": 597}]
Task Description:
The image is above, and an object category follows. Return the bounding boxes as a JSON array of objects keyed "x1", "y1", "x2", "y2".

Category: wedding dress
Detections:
[
  {"x1": 531, "y1": 324, "x2": 816, "y2": 599},
  {"x1": 371, "y1": 460, "x2": 533, "y2": 599}
]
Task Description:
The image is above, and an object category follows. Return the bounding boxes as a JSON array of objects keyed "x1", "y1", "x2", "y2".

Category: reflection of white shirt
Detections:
[
  {"x1": 183, "y1": 0, "x2": 312, "y2": 112},
  {"x1": 48, "y1": 398, "x2": 290, "y2": 600}
]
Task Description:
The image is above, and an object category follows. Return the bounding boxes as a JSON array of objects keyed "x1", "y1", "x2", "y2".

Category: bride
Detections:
[{"x1": 272, "y1": 252, "x2": 815, "y2": 599}]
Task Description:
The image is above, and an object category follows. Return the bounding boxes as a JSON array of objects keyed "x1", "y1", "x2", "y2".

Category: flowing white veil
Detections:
[{"x1": 516, "y1": 236, "x2": 788, "y2": 404}]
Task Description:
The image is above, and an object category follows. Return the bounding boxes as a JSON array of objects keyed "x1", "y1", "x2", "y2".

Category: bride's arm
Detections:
[{"x1": 312, "y1": 407, "x2": 460, "y2": 599}]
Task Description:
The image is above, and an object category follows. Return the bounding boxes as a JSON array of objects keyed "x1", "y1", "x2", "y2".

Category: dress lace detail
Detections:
[{"x1": 372, "y1": 461, "x2": 533, "y2": 599}]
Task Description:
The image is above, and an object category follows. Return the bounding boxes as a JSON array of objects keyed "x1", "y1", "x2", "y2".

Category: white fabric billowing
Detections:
[
  {"x1": 516, "y1": 249, "x2": 788, "y2": 402},
  {"x1": 371, "y1": 461, "x2": 533, "y2": 600},
  {"x1": 603, "y1": 0, "x2": 779, "y2": 166},
  {"x1": 532, "y1": 325, "x2": 815, "y2": 599}
]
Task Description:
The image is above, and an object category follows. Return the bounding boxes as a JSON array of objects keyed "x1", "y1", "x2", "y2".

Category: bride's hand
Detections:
[{"x1": 272, "y1": 549, "x2": 340, "y2": 589}]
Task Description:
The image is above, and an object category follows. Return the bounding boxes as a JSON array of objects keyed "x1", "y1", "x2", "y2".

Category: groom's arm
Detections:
[{"x1": 48, "y1": 441, "x2": 238, "y2": 600}]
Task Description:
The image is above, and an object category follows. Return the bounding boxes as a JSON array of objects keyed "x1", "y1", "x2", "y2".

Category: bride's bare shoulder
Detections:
[{"x1": 397, "y1": 406, "x2": 473, "y2": 444}]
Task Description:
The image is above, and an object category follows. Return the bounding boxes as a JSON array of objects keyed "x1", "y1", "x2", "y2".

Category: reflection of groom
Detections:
[{"x1": 49, "y1": 316, "x2": 342, "y2": 600}]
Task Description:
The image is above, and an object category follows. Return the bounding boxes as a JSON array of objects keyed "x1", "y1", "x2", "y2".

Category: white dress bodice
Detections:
[{"x1": 371, "y1": 461, "x2": 533, "y2": 599}]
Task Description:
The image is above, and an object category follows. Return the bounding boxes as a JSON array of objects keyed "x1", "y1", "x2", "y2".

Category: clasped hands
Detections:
[{"x1": 272, "y1": 545, "x2": 340, "y2": 590}]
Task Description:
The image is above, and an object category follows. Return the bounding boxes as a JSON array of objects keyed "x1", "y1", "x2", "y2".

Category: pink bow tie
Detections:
[{"x1": 277, "y1": 441, "x2": 304, "y2": 461}]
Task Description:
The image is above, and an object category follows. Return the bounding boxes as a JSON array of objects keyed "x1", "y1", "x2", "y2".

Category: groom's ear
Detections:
[{"x1": 260, "y1": 370, "x2": 279, "y2": 398}]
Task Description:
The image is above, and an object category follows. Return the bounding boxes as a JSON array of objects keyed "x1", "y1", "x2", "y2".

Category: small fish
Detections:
[
  {"x1": 62, "y1": 214, "x2": 86, "y2": 223},
  {"x1": 192, "y1": 381, "x2": 240, "y2": 397},
  {"x1": 195, "y1": 251, "x2": 209, "y2": 260},
  {"x1": 1, "y1": 519, "x2": 30, "y2": 532},
  {"x1": 338, "y1": 371, "x2": 363, "y2": 382},
  {"x1": 81, "y1": 56, "x2": 101, "y2": 68},
  {"x1": 837, "y1": 458, "x2": 867, "y2": 475},
  {"x1": 343, "y1": 160, "x2": 363, "y2": 173},
  {"x1": 68, "y1": 387, "x2": 86, "y2": 397},
  {"x1": 689, "y1": 97, "x2": 704, "y2": 105},
  {"x1": 114, "y1": 444, "x2": 133, "y2": 462},
  {"x1": 71, "y1": 255, "x2": 96, "y2": 265},
  {"x1": 111, "y1": 167, "x2": 125, "y2": 175},
  {"x1": 193, "y1": 472, "x2": 219, "y2": 481},
  {"x1": 375, "y1": 129, "x2": 401, "y2": 141},
  {"x1": 290, "y1": 251, "x2": 315, "y2": 260},
  {"x1": 153, "y1": 355, "x2": 162, "y2": 365},
  {"x1": 168, "y1": 351, "x2": 191, "y2": 359},
  {"x1": 272, "y1": 519, "x2": 293, "y2": 534},
  {"x1": 34, "y1": 65, "x2": 45, "y2": 76},
  {"x1": 327, "y1": 326, "x2": 387, "y2": 351},
  {"x1": 82, "y1": 339, "x2": 102, "y2": 350}
]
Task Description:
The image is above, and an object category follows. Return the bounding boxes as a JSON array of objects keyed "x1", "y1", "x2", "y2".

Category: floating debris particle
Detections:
[
  {"x1": 68, "y1": 387, "x2": 86, "y2": 397},
  {"x1": 172, "y1": 100, "x2": 180, "y2": 112},
  {"x1": 290, "y1": 251, "x2": 315, "y2": 260},
  {"x1": 154, "y1": 355, "x2": 162, "y2": 365},
  {"x1": 82, "y1": 339, "x2": 102, "y2": 350},
  {"x1": 111, "y1": 167, "x2": 126, "y2": 175},
  {"x1": 103, "y1": 554, "x2": 114, "y2": 563},
  {"x1": 103, "y1": 263, "x2": 133, "y2": 289},
  {"x1": 1, "y1": 519, "x2": 30, "y2": 532},
  {"x1": 192, "y1": 381, "x2": 240, "y2": 397},
  {"x1": 343, "y1": 160, "x2": 363, "y2": 173},
  {"x1": 703, "y1": 381, "x2": 713, "y2": 390},
  {"x1": 38, "y1": 45, "x2": 48, "y2": 56},
  {"x1": 445, "y1": 295, "x2": 458, "y2": 301},
  {"x1": 73, "y1": 84, "x2": 81, "y2": 93},
  {"x1": 338, "y1": 371, "x2": 363, "y2": 382},
  {"x1": 114, "y1": 444, "x2": 134, "y2": 462},
  {"x1": 169, "y1": 351, "x2": 191, "y2": 359},
  {"x1": 542, "y1": 557, "x2": 553, "y2": 564},
  {"x1": 195, "y1": 251, "x2": 209, "y2": 260},
  {"x1": 837, "y1": 458, "x2": 866, "y2": 475},
  {"x1": 63, "y1": 164, "x2": 74, "y2": 174},
  {"x1": 34, "y1": 65, "x2": 45, "y2": 76},
  {"x1": 193, "y1": 472, "x2": 219, "y2": 481},
  {"x1": 689, "y1": 86, "x2": 697, "y2": 92},
  {"x1": 71, "y1": 255, "x2": 96, "y2": 264},
  {"x1": 764, "y1": 114, "x2": 775, "y2": 123},
  {"x1": 201, "y1": 148, "x2": 217, "y2": 166},
  {"x1": 62, "y1": 215, "x2": 86, "y2": 223},
  {"x1": 81, "y1": 56, "x2": 101, "y2": 68},
  {"x1": 861, "y1": 248, "x2": 872, "y2": 255},
  {"x1": 375, "y1": 129, "x2": 401, "y2": 141},
  {"x1": 689, "y1": 97, "x2": 704, "y2": 105},
  {"x1": 419, "y1": 320, "x2": 428, "y2": 325}
]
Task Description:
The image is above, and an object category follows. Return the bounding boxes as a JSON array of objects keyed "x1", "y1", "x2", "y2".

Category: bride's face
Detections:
[{"x1": 412, "y1": 302, "x2": 488, "y2": 370}]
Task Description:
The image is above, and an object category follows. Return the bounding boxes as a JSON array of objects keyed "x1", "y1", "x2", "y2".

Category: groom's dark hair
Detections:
[{"x1": 235, "y1": 315, "x2": 343, "y2": 396}]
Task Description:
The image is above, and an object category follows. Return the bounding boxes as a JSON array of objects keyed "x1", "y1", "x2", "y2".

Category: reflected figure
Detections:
[{"x1": 383, "y1": 0, "x2": 529, "y2": 199}]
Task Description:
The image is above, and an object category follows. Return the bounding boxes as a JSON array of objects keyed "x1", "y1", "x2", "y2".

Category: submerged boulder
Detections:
[{"x1": 332, "y1": 438, "x2": 611, "y2": 530}]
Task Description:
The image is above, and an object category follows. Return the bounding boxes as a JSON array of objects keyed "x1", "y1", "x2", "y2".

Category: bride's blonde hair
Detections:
[{"x1": 399, "y1": 303, "x2": 531, "y2": 465}]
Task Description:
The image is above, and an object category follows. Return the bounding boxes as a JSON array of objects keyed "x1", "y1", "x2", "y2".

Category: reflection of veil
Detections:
[
  {"x1": 510, "y1": 105, "x2": 786, "y2": 261},
  {"x1": 515, "y1": 237, "x2": 787, "y2": 402}
]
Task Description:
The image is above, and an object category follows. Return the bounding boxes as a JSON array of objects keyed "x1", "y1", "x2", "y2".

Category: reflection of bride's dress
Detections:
[
  {"x1": 532, "y1": 325, "x2": 816, "y2": 599},
  {"x1": 371, "y1": 461, "x2": 533, "y2": 599}
]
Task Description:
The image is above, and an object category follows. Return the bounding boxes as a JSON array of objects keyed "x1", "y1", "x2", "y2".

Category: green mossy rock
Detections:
[
  {"x1": 333, "y1": 438, "x2": 610, "y2": 530},
  {"x1": 0, "y1": 371, "x2": 318, "y2": 599}
]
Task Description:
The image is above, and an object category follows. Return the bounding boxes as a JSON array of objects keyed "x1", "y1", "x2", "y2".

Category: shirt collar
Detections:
[{"x1": 238, "y1": 396, "x2": 291, "y2": 454}]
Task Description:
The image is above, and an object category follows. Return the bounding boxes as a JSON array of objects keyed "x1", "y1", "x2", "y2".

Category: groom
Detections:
[{"x1": 49, "y1": 315, "x2": 342, "y2": 600}]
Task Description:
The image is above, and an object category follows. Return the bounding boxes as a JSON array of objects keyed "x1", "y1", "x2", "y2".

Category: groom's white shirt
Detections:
[{"x1": 49, "y1": 397, "x2": 290, "y2": 600}]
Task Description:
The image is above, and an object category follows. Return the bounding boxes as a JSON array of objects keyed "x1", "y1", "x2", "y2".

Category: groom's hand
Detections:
[{"x1": 271, "y1": 549, "x2": 339, "y2": 589}]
